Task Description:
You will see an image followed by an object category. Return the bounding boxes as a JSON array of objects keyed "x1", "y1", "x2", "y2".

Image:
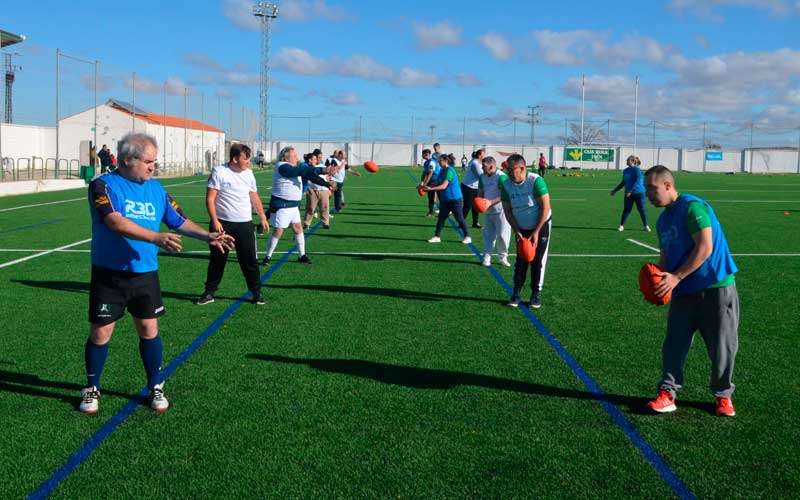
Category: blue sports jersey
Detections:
[
  {"x1": 423, "y1": 158, "x2": 440, "y2": 184},
  {"x1": 89, "y1": 171, "x2": 187, "y2": 272},
  {"x1": 657, "y1": 193, "x2": 737, "y2": 297},
  {"x1": 437, "y1": 166, "x2": 463, "y2": 202},
  {"x1": 622, "y1": 166, "x2": 645, "y2": 194}
]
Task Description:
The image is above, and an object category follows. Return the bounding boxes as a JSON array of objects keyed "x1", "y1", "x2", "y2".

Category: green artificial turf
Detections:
[{"x1": 0, "y1": 167, "x2": 798, "y2": 498}]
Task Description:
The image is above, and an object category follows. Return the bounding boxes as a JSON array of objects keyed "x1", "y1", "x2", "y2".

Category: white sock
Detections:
[
  {"x1": 266, "y1": 235, "x2": 280, "y2": 258},
  {"x1": 295, "y1": 232, "x2": 306, "y2": 256}
]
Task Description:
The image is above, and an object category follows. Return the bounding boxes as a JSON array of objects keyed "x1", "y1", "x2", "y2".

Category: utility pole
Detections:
[
  {"x1": 410, "y1": 115, "x2": 415, "y2": 143},
  {"x1": 461, "y1": 116, "x2": 466, "y2": 153},
  {"x1": 513, "y1": 117, "x2": 517, "y2": 147},
  {"x1": 527, "y1": 105, "x2": 541, "y2": 145},
  {"x1": 254, "y1": 2, "x2": 279, "y2": 153},
  {"x1": 429, "y1": 124, "x2": 436, "y2": 144}
]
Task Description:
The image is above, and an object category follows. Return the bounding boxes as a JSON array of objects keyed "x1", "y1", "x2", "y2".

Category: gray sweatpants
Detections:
[{"x1": 659, "y1": 284, "x2": 740, "y2": 398}]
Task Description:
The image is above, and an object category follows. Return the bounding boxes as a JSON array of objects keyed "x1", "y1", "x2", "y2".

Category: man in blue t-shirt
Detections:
[
  {"x1": 80, "y1": 133, "x2": 234, "y2": 415},
  {"x1": 644, "y1": 165, "x2": 739, "y2": 417}
]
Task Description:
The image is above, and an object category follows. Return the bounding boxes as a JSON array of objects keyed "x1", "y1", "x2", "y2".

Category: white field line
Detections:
[
  {"x1": 706, "y1": 199, "x2": 800, "y2": 203},
  {"x1": 626, "y1": 238, "x2": 660, "y2": 253},
  {"x1": 0, "y1": 179, "x2": 207, "y2": 213},
  {"x1": 0, "y1": 238, "x2": 92, "y2": 269},
  {"x1": 556, "y1": 187, "x2": 800, "y2": 193},
  {"x1": 1, "y1": 248, "x2": 798, "y2": 258}
]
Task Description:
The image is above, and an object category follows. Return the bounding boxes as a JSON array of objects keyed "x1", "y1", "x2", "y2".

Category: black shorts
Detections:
[{"x1": 89, "y1": 266, "x2": 165, "y2": 325}]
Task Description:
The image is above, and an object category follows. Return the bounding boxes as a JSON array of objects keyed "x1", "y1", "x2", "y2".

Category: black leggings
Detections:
[
  {"x1": 461, "y1": 184, "x2": 480, "y2": 226},
  {"x1": 434, "y1": 199, "x2": 469, "y2": 237},
  {"x1": 620, "y1": 192, "x2": 648, "y2": 226}
]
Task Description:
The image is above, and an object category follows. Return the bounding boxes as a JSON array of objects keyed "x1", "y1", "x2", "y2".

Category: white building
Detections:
[{"x1": 0, "y1": 99, "x2": 225, "y2": 177}]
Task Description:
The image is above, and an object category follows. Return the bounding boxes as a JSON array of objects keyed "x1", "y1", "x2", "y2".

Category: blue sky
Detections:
[{"x1": 4, "y1": 0, "x2": 800, "y2": 146}]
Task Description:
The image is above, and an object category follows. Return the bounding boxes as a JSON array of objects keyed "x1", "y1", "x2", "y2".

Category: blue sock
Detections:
[
  {"x1": 138, "y1": 336, "x2": 163, "y2": 390},
  {"x1": 85, "y1": 339, "x2": 109, "y2": 389}
]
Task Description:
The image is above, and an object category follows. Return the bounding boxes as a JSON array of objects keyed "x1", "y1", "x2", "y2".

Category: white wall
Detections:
[
  {"x1": 0, "y1": 123, "x2": 56, "y2": 161},
  {"x1": 748, "y1": 149, "x2": 800, "y2": 174}
]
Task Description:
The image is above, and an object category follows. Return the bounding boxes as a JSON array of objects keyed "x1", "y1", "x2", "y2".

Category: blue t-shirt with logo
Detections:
[{"x1": 89, "y1": 171, "x2": 187, "y2": 273}]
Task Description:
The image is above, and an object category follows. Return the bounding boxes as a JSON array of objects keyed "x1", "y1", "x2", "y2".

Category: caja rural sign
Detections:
[{"x1": 564, "y1": 148, "x2": 615, "y2": 162}]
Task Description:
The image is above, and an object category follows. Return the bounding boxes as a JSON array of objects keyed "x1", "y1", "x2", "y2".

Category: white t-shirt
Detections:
[
  {"x1": 310, "y1": 171, "x2": 330, "y2": 191},
  {"x1": 479, "y1": 171, "x2": 507, "y2": 214},
  {"x1": 207, "y1": 164, "x2": 257, "y2": 223},
  {"x1": 462, "y1": 158, "x2": 482, "y2": 189},
  {"x1": 328, "y1": 157, "x2": 346, "y2": 183}
]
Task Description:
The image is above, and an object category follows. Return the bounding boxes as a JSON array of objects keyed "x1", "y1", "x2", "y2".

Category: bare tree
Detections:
[{"x1": 559, "y1": 123, "x2": 608, "y2": 145}]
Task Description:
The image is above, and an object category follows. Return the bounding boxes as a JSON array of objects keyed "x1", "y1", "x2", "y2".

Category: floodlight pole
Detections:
[
  {"x1": 633, "y1": 76, "x2": 639, "y2": 155},
  {"x1": 131, "y1": 72, "x2": 136, "y2": 132},
  {"x1": 55, "y1": 48, "x2": 59, "y2": 168},
  {"x1": 254, "y1": 2, "x2": 278, "y2": 155},
  {"x1": 163, "y1": 81, "x2": 167, "y2": 168},
  {"x1": 93, "y1": 60, "x2": 98, "y2": 151}
]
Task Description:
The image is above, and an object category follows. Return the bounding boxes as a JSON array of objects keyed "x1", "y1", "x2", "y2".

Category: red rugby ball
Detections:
[
  {"x1": 416, "y1": 186, "x2": 425, "y2": 197},
  {"x1": 639, "y1": 263, "x2": 671, "y2": 305},
  {"x1": 517, "y1": 237, "x2": 536, "y2": 263},
  {"x1": 473, "y1": 197, "x2": 491, "y2": 214},
  {"x1": 364, "y1": 160, "x2": 379, "y2": 173}
]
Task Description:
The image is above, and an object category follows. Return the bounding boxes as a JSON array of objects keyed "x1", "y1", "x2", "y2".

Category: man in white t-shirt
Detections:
[
  {"x1": 328, "y1": 149, "x2": 360, "y2": 213},
  {"x1": 197, "y1": 144, "x2": 268, "y2": 305},
  {"x1": 303, "y1": 149, "x2": 331, "y2": 229}
]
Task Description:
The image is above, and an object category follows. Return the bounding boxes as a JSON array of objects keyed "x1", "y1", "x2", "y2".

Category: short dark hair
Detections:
[
  {"x1": 230, "y1": 143, "x2": 251, "y2": 161},
  {"x1": 422, "y1": 148, "x2": 431, "y2": 155},
  {"x1": 645, "y1": 164, "x2": 673, "y2": 181},
  {"x1": 506, "y1": 153, "x2": 526, "y2": 169},
  {"x1": 433, "y1": 143, "x2": 440, "y2": 148}
]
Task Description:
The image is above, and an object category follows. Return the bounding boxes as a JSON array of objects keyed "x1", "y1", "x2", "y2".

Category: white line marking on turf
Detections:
[
  {"x1": 0, "y1": 238, "x2": 92, "y2": 269},
  {"x1": 0, "y1": 197, "x2": 84, "y2": 213},
  {"x1": 2, "y1": 248, "x2": 798, "y2": 257},
  {"x1": 0, "y1": 179, "x2": 207, "y2": 213},
  {"x1": 626, "y1": 238, "x2": 660, "y2": 253}
]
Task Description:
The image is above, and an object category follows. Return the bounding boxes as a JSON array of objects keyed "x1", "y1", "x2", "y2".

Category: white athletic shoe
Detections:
[
  {"x1": 428, "y1": 236, "x2": 441, "y2": 243},
  {"x1": 150, "y1": 382, "x2": 169, "y2": 413},
  {"x1": 617, "y1": 225, "x2": 625, "y2": 232},
  {"x1": 482, "y1": 254, "x2": 491, "y2": 266},
  {"x1": 462, "y1": 236, "x2": 472, "y2": 244},
  {"x1": 644, "y1": 225, "x2": 652, "y2": 232},
  {"x1": 79, "y1": 386, "x2": 100, "y2": 415},
  {"x1": 498, "y1": 256, "x2": 511, "y2": 267}
]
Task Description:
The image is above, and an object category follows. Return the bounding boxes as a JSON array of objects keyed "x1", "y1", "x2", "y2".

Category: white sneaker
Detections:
[
  {"x1": 617, "y1": 225, "x2": 624, "y2": 232},
  {"x1": 150, "y1": 382, "x2": 169, "y2": 413},
  {"x1": 644, "y1": 225, "x2": 652, "y2": 232},
  {"x1": 428, "y1": 236, "x2": 441, "y2": 243},
  {"x1": 435, "y1": 209, "x2": 440, "y2": 214},
  {"x1": 482, "y1": 254, "x2": 491, "y2": 266},
  {"x1": 79, "y1": 386, "x2": 100, "y2": 415},
  {"x1": 462, "y1": 236, "x2": 472, "y2": 244},
  {"x1": 498, "y1": 256, "x2": 511, "y2": 267}
]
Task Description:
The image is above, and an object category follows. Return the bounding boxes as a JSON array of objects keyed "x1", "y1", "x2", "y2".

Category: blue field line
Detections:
[
  {"x1": 28, "y1": 222, "x2": 322, "y2": 499},
  {"x1": 405, "y1": 169, "x2": 694, "y2": 499},
  {"x1": 0, "y1": 219, "x2": 64, "y2": 235}
]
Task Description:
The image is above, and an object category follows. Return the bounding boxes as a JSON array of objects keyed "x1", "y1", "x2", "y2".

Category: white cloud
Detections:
[
  {"x1": 184, "y1": 52, "x2": 224, "y2": 71},
  {"x1": 221, "y1": 0, "x2": 260, "y2": 31},
  {"x1": 222, "y1": 0, "x2": 350, "y2": 31},
  {"x1": 393, "y1": 67, "x2": 440, "y2": 87},
  {"x1": 455, "y1": 73, "x2": 482, "y2": 88},
  {"x1": 530, "y1": 30, "x2": 675, "y2": 66},
  {"x1": 124, "y1": 75, "x2": 189, "y2": 96},
  {"x1": 274, "y1": 48, "x2": 440, "y2": 87},
  {"x1": 668, "y1": 0, "x2": 794, "y2": 20},
  {"x1": 331, "y1": 92, "x2": 360, "y2": 106},
  {"x1": 80, "y1": 74, "x2": 115, "y2": 92},
  {"x1": 280, "y1": 0, "x2": 351, "y2": 22},
  {"x1": 786, "y1": 88, "x2": 800, "y2": 105},
  {"x1": 478, "y1": 33, "x2": 512, "y2": 61},
  {"x1": 274, "y1": 48, "x2": 326, "y2": 75},
  {"x1": 412, "y1": 21, "x2": 462, "y2": 50}
]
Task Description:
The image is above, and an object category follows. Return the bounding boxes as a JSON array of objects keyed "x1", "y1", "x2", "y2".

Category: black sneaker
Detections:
[
  {"x1": 322, "y1": 224, "x2": 331, "y2": 229},
  {"x1": 472, "y1": 223, "x2": 482, "y2": 229},
  {"x1": 196, "y1": 293, "x2": 215, "y2": 305},
  {"x1": 251, "y1": 294, "x2": 266, "y2": 305},
  {"x1": 298, "y1": 254, "x2": 312, "y2": 264},
  {"x1": 260, "y1": 256, "x2": 271, "y2": 266},
  {"x1": 529, "y1": 293, "x2": 542, "y2": 309},
  {"x1": 507, "y1": 294, "x2": 522, "y2": 307}
]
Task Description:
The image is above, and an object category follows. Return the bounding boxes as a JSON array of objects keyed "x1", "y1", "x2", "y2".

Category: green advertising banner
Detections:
[{"x1": 564, "y1": 148, "x2": 615, "y2": 162}]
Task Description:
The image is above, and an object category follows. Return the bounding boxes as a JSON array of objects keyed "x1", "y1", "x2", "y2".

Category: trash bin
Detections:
[{"x1": 79, "y1": 165, "x2": 95, "y2": 182}]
